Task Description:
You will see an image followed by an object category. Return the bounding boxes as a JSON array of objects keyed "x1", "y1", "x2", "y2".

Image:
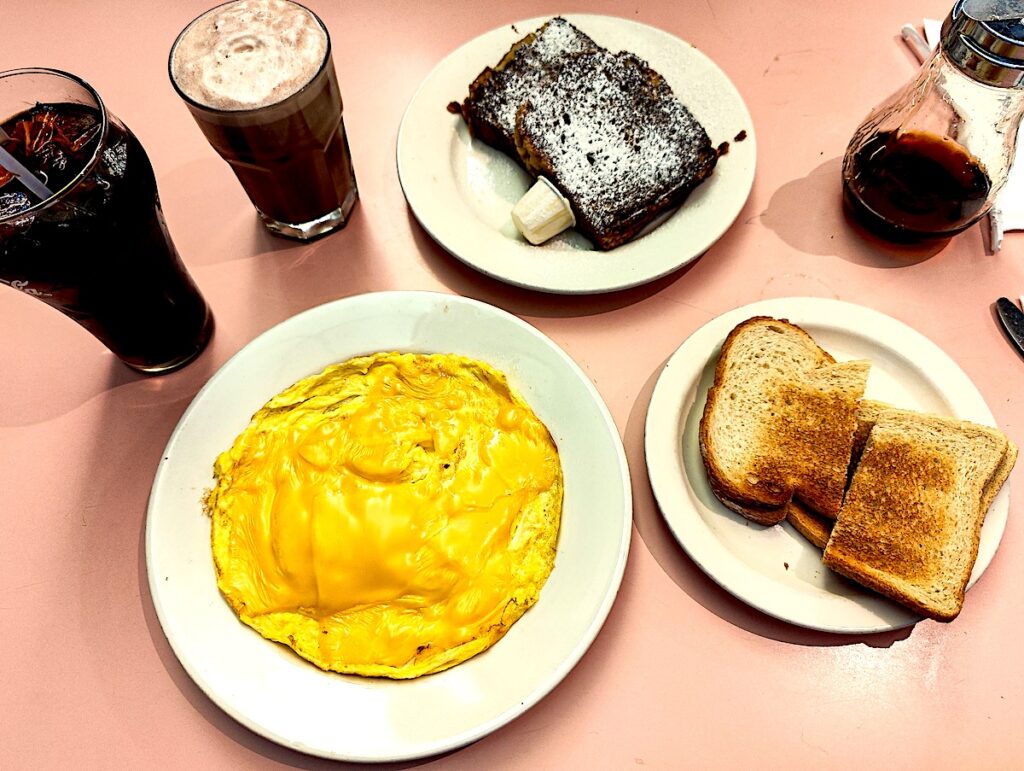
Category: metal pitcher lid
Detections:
[{"x1": 942, "y1": 0, "x2": 1024, "y2": 87}]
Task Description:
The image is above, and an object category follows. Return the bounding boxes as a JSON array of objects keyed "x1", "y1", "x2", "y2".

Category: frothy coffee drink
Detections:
[
  {"x1": 171, "y1": 0, "x2": 327, "y2": 111},
  {"x1": 169, "y1": 0, "x2": 358, "y2": 239}
]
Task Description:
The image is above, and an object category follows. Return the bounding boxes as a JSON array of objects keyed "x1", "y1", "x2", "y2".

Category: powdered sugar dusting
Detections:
[
  {"x1": 517, "y1": 50, "x2": 716, "y2": 247},
  {"x1": 469, "y1": 18, "x2": 596, "y2": 150},
  {"x1": 529, "y1": 17, "x2": 594, "y2": 59}
]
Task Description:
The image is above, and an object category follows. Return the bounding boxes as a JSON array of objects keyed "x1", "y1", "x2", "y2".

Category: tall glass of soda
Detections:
[
  {"x1": 0, "y1": 68, "x2": 214, "y2": 374},
  {"x1": 169, "y1": 0, "x2": 359, "y2": 240}
]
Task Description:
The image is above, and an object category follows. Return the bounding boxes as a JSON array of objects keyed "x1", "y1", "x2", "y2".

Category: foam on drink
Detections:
[{"x1": 170, "y1": 0, "x2": 327, "y2": 111}]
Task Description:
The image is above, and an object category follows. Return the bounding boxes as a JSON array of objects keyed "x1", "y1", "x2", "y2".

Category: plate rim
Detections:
[
  {"x1": 145, "y1": 289, "x2": 633, "y2": 761},
  {"x1": 643, "y1": 296, "x2": 1010, "y2": 634},
  {"x1": 395, "y1": 12, "x2": 757, "y2": 295}
]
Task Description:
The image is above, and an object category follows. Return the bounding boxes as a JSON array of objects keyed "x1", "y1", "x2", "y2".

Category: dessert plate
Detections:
[
  {"x1": 397, "y1": 14, "x2": 756, "y2": 294},
  {"x1": 146, "y1": 291, "x2": 632, "y2": 761},
  {"x1": 644, "y1": 297, "x2": 1010, "y2": 634}
]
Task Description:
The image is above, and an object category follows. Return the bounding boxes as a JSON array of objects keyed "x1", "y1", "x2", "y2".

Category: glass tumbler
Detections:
[{"x1": 0, "y1": 68, "x2": 214, "y2": 374}]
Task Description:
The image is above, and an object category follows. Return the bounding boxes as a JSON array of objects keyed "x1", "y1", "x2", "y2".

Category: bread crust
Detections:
[
  {"x1": 786, "y1": 501, "x2": 834, "y2": 550},
  {"x1": 699, "y1": 316, "x2": 868, "y2": 522},
  {"x1": 822, "y1": 410, "x2": 1015, "y2": 621},
  {"x1": 705, "y1": 468, "x2": 789, "y2": 525}
]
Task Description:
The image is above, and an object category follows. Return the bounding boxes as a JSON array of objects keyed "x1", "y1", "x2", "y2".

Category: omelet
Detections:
[{"x1": 206, "y1": 352, "x2": 563, "y2": 678}]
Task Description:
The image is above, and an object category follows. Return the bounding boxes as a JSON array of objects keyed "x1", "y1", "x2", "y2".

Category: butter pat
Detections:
[{"x1": 512, "y1": 176, "x2": 576, "y2": 245}]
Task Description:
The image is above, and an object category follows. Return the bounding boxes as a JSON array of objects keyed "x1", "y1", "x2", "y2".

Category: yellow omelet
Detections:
[{"x1": 206, "y1": 352, "x2": 563, "y2": 678}]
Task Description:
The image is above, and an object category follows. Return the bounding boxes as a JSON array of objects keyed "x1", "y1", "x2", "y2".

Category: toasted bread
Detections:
[
  {"x1": 513, "y1": 49, "x2": 717, "y2": 249},
  {"x1": 707, "y1": 473, "x2": 790, "y2": 526},
  {"x1": 981, "y1": 438, "x2": 1018, "y2": 513},
  {"x1": 454, "y1": 17, "x2": 598, "y2": 160},
  {"x1": 727, "y1": 398, "x2": 891, "y2": 529},
  {"x1": 784, "y1": 399, "x2": 891, "y2": 547},
  {"x1": 699, "y1": 317, "x2": 870, "y2": 523},
  {"x1": 822, "y1": 409, "x2": 1016, "y2": 621},
  {"x1": 851, "y1": 399, "x2": 890, "y2": 464},
  {"x1": 786, "y1": 500, "x2": 834, "y2": 550}
]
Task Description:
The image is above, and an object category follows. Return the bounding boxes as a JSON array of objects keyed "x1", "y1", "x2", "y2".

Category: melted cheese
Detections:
[{"x1": 207, "y1": 353, "x2": 562, "y2": 678}]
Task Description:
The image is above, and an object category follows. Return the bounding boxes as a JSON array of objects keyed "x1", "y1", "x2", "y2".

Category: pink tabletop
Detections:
[{"x1": 3, "y1": 1, "x2": 1023, "y2": 767}]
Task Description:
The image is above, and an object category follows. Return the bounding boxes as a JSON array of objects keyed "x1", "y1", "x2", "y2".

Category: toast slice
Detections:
[
  {"x1": 453, "y1": 17, "x2": 598, "y2": 160},
  {"x1": 822, "y1": 409, "x2": 1016, "y2": 621},
  {"x1": 699, "y1": 317, "x2": 870, "y2": 523},
  {"x1": 784, "y1": 399, "x2": 892, "y2": 548},
  {"x1": 981, "y1": 438, "x2": 1018, "y2": 514},
  {"x1": 513, "y1": 49, "x2": 717, "y2": 249},
  {"x1": 786, "y1": 500, "x2": 835, "y2": 550},
  {"x1": 729, "y1": 398, "x2": 892, "y2": 529},
  {"x1": 850, "y1": 399, "x2": 890, "y2": 465}
]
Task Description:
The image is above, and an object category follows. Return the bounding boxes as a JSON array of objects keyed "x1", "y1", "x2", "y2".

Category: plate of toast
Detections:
[
  {"x1": 645, "y1": 297, "x2": 1015, "y2": 633},
  {"x1": 397, "y1": 14, "x2": 755, "y2": 294}
]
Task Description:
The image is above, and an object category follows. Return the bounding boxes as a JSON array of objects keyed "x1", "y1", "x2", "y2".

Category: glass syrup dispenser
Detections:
[{"x1": 842, "y1": 0, "x2": 1024, "y2": 241}]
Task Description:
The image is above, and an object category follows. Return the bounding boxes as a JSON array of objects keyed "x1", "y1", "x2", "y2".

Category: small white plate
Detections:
[
  {"x1": 644, "y1": 297, "x2": 1010, "y2": 634},
  {"x1": 396, "y1": 14, "x2": 756, "y2": 294},
  {"x1": 146, "y1": 291, "x2": 632, "y2": 761}
]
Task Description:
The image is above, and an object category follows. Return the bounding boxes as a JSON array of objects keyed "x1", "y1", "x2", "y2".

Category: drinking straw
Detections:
[{"x1": 0, "y1": 127, "x2": 54, "y2": 203}]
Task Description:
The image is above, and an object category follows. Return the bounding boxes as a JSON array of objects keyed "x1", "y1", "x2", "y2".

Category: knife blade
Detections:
[{"x1": 996, "y1": 297, "x2": 1024, "y2": 357}]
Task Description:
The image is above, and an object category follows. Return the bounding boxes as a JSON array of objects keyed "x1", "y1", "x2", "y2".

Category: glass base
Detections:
[
  {"x1": 258, "y1": 188, "x2": 358, "y2": 241},
  {"x1": 122, "y1": 306, "x2": 215, "y2": 375}
]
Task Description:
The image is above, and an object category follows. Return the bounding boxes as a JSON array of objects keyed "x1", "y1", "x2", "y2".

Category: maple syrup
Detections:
[
  {"x1": 841, "y1": 2, "x2": 1024, "y2": 245},
  {"x1": 842, "y1": 129, "x2": 991, "y2": 242}
]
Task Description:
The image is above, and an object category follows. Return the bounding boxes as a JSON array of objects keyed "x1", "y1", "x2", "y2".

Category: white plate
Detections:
[
  {"x1": 146, "y1": 291, "x2": 632, "y2": 761},
  {"x1": 644, "y1": 297, "x2": 1010, "y2": 634},
  {"x1": 396, "y1": 14, "x2": 756, "y2": 294}
]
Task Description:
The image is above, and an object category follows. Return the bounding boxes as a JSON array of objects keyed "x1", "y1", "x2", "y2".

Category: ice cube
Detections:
[{"x1": 0, "y1": 189, "x2": 32, "y2": 218}]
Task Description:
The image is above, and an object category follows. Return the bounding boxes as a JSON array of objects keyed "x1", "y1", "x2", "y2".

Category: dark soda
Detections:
[{"x1": 0, "y1": 102, "x2": 213, "y2": 372}]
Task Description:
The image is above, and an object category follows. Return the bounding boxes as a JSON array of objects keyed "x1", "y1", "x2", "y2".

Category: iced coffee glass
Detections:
[
  {"x1": 169, "y1": 0, "x2": 358, "y2": 240},
  {"x1": 0, "y1": 68, "x2": 214, "y2": 374}
]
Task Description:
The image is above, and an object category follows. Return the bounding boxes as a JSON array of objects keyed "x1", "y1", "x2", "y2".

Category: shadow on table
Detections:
[
  {"x1": 0, "y1": 202, "x2": 365, "y2": 426},
  {"x1": 759, "y1": 156, "x2": 954, "y2": 267},
  {"x1": 405, "y1": 208, "x2": 701, "y2": 319},
  {"x1": 0, "y1": 295, "x2": 227, "y2": 427},
  {"x1": 624, "y1": 355, "x2": 914, "y2": 649}
]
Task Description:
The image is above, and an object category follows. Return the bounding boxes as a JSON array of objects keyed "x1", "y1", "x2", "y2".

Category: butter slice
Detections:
[{"x1": 512, "y1": 176, "x2": 576, "y2": 245}]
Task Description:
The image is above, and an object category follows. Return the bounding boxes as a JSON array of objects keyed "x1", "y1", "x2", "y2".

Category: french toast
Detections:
[
  {"x1": 453, "y1": 17, "x2": 598, "y2": 160},
  {"x1": 699, "y1": 317, "x2": 870, "y2": 523},
  {"x1": 452, "y1": 18, "x2": 718, "y2": 249},
  {"x1": 823, "y1": 409, "x2": 1016, "y2": 621},
  {"x1": 513, "y1": 49, "x2": 718, "y2": 249}
]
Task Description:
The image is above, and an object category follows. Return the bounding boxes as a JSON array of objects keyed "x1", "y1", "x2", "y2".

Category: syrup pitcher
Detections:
[{"x1": 842, "y1": 0, "x2": 1024, "y2": 241}]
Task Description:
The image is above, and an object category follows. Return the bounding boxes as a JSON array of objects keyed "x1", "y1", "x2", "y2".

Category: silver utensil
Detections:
[{"x1": 996, "y1": 297, "x2": 1024, "y2": 356}]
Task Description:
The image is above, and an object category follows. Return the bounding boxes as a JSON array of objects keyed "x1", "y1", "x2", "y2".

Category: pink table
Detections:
[{"x1": 3, "y1": 1, "x2": 1023, "y2": 767}]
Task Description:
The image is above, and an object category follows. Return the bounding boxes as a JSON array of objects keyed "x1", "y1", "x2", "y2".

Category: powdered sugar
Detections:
[
  {"x1": 460, "y1": 17, "x2": 717, "y2": 249},
  {"x1": 467, "y1": 18, "x2": 596, "y2": 151},
  {"x1": 516, "y1": 50, "x2": 716, "y2": 247}
]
